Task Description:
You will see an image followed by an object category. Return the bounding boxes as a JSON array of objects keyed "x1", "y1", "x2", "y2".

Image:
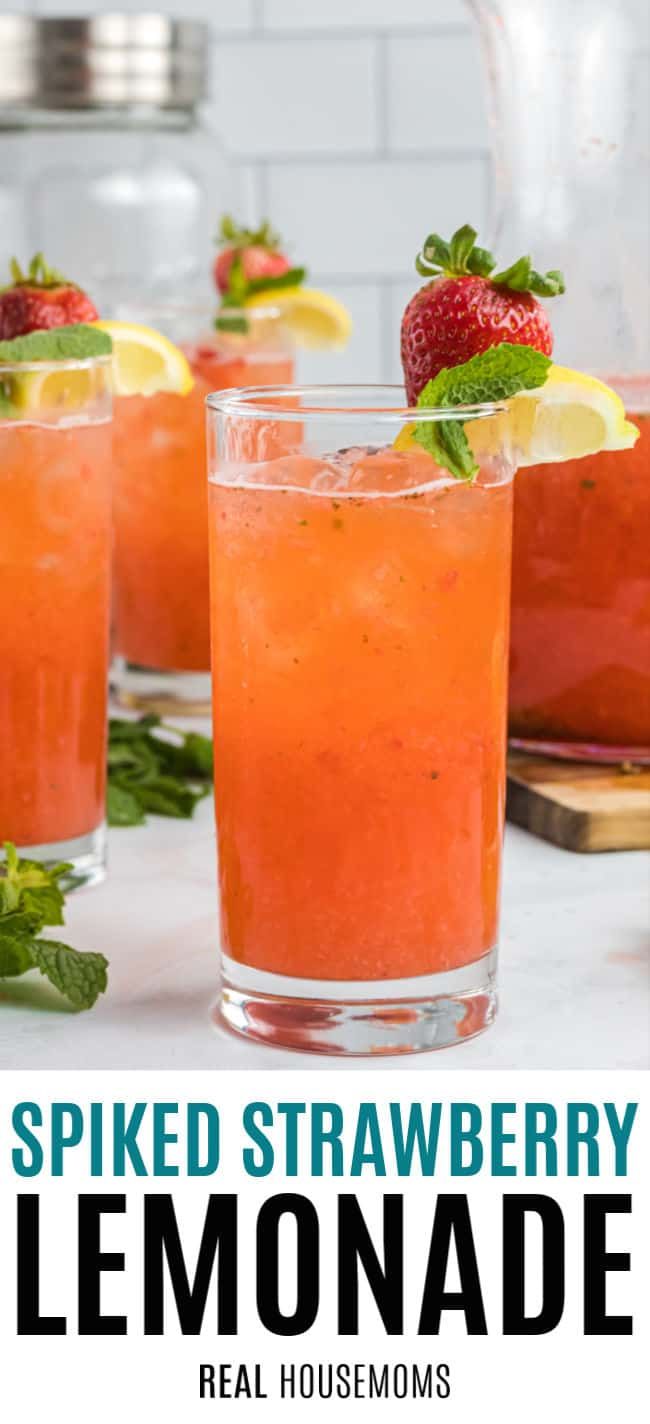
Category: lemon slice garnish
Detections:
[
  {"x1": 395, "y1": 365, "x2": 639, "y2": 466},
  {"x1": 4, "y1": 362, "x2": 108, "y2": 415},
  {"x1": 244, "y1": 286, "x2": 352, "y2": 350},
  {"x1": 93, "y1": 320, "x2": 193, "y2": 397}
]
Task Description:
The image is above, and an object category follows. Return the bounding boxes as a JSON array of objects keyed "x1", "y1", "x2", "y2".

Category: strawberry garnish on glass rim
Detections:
[
  {"x1": 396, "y1": 227, "x2": 636, "y2": 484},
  {"x1": 213, "y1": 215, "x2": 306, "y2": 333},
  {"x1": 400, "y1": 223, "x2": 565, "y2": 405},
  {"x1": 0, "y1": 253, "x2": 99, "y2": 341}
]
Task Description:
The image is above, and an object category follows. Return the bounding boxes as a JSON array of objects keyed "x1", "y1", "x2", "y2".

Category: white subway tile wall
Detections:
[{"x1": 31, "y1": 0, "x2": 489, "y2": 381}]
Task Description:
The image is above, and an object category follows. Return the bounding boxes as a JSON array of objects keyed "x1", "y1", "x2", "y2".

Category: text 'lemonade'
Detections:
[{"x1": 207, "y1": 388, "x2": 514, "y2": 1054}]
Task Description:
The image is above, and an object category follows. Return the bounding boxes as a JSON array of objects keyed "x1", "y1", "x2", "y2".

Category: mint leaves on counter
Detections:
[
  {"x1": 414, "y1": 341, "x2": 551, "y2": 480},
  {"x1": 107, "y1": 716, "x2": 213, "y2": 828},
  {"x1": 0, "y1": 323, "x2": 112, "y2": 364},
  {"x1": 0, "y1": 843, "x2": 108, "y2": 1011}
]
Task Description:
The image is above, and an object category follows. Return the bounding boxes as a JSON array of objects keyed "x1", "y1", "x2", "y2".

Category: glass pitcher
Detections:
[{"x1": 470, "y1": 0, "x2": 650, "y2": 759}]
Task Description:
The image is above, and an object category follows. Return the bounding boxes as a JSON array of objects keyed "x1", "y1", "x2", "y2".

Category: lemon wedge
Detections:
[
  {"x1": 4, "y1": 361, "x2": 108, "y2": 415},
  {"x1": 93, "y1": 320, "x2": 194, "y2": 397},
  {"x1": 395, "y1": 365, "x2": 639, "y2": 466},
  {"x1": 244, "y1": 286, "x2": 352, "y2": 350}
]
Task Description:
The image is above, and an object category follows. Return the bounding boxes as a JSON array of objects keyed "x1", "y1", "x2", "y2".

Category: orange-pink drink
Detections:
[
  {"x1": 208, "y1": 401, "x2": 514, "y2": 1054},
  {"x1": 509, "y1": 382, "x2": 650, "y2": 757},
  {"x1": 0, "y1": 366, "x2": 112, "y2": 879},
  {"x1": 112, "y1": 338, "x2": 293, "y2": 687}
]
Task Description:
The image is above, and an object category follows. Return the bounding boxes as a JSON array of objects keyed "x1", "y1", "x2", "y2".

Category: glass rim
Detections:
[
  {"x1": 0, "y1": 353, "x2": 113, "y2": 374},
  {"x1": 206, "y1": 383, "x2": 509, "y2": 423}
]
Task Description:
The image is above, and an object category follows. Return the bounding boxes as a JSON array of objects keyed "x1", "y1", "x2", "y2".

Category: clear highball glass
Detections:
[
  {"x1": 206, "y1": 386, "x2": 515, "y2": 1055},
  {"x1": 0, "y1": 355, "x2": 112, "y2": 888}
]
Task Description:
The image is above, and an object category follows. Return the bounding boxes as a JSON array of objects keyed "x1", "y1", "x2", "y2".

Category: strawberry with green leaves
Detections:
[
  {"x1": 0, "y1": 253, "x2": 98, "y2": 341},
  {"x1": 214, "y1": 216, "x2": 294, "y2": 294},
  {"x1": 401, "y1": 224, "x2": 564, "y2": 405},
  {"x1": 213, "y1": 215, "x2": 307, "y2": 333}
]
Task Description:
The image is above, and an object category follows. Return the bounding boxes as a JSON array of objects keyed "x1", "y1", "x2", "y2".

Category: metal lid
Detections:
[{"x1": 0, "y1": 14, "x2": 209, "y2": 111}]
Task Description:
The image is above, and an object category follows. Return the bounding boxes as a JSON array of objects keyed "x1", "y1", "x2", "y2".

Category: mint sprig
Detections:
[
  {"x1": 0, "y1": 843, "x2": 108, "y2": 1011},
  {"x1": 107, "y1": 716, "x2": 213, "y2": 827},
  {"x1": 413, "y1": 342, "x2": 552, "y2": 480},
  {"x1": 0, "y1": 324, "x2": 112, "y2": 364},
  {"x1": 216, "y1": 263, "x2": 307, "y2": 335}
]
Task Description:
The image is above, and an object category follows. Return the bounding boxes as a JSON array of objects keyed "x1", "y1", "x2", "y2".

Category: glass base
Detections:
[
  {"x1": 111, "y1": 656, "x2": 211, "y2": 717},
  {"x1": 510, "y1": 736, "x2": 650, "y2": 766},
  {"x1": 14, "y1": 823, "x2": 106, "y2": 892},
  {"x1": 216, "y1": 949, "x2": 497, "y2": 1056}
]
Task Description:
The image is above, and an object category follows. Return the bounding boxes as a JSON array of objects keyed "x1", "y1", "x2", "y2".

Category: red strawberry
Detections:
[
  {"x1": 401, "y1": 225, "x2": 564, "y2": 404},
  {"x1": 215, "y1": 244, "x2": 290, "y2": 294},
  {"x1": 213, "y1": 216, "x2": 290, "y2": 296},
  {"x1": 0, "y1": 254, "x2": 98, "y2": 341}
]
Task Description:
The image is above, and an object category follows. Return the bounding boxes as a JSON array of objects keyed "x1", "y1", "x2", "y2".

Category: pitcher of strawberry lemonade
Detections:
[{"x1": 469, "y1": 0, "x2": 650, "y2": 759}]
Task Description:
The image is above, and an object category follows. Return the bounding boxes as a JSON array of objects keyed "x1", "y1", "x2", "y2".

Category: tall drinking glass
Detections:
[
  {"x1": 207, "y1": 387, "x2": 514, "y2": 1055},
  {"x1": 0, "y1": 355, "x2": 112, "y2": 886},
  {"x1": 111, "y1": 304, "x2": 294, "y2": 715}
]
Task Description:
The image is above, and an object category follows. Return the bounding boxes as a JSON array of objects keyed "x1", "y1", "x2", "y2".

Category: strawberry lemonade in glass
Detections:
[
  {"x1": 110, "y1": 218, "x2": 349, "y2": 715},
  {"x1": 207, "y1": 385, "x2": 515, "y2": 1054},
  {"x1": 0, "y1": 323, "x2": 112, "y2": 886},
  {"x1": 111, "y1": 304, "x2": 294, "y2": 714}
]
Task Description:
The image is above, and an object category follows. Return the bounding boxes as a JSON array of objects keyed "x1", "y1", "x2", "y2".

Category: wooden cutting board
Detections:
[{"x1": 506, "y1": 750, "x2": 650, "y2": 853}]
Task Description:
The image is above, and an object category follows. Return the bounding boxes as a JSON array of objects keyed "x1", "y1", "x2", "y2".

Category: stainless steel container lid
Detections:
[{"x1": 0, "y1": 13, "x2": 209, "y2": 110}]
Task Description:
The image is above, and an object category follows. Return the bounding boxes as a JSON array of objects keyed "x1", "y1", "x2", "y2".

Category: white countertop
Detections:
[{"x1": 1, "y1": 776, "x2": 648, "y2": 1072}]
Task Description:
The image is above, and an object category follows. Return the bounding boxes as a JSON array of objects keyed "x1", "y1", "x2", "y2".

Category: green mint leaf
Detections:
[
  {"x1": 20, "y1": 879, "x2": 67, "y2": 928},
  {"x1": 156, "y1": 727, "x2": 214, "y2": 780},
  {"x1": 0, "y1": 916, "x2": 38, "y2": 977},
  {"x1": 0, "y1": 844, "x2": 109, "y2": 1010},
  {"x1": 0, "y1": 324, "x2": 112, "y2": 364},
  {"x1": 215, "y1": 314, "x2": 249, "y2": 334},
  {"x1": 413, "y1": 342, "x2": 552, "y2": 480},
  {"x1": 180, "y1": 731, "x2": 214, "y2": 779},
  {"x1": 30, "y1": 939, "x2": 108, "y2": 1011},
  {"x1": 0, "y1": 843, "x2": 68, "y2": 923},
  {"x1": 109, "y1": 738, "x2": 160, "y2": 786},
  {"x1": 107, "y1": 717, "x2": 213, "y2": 827},
  {"x1": 108, "y1": 714, "x2": 160, "y2": 742},
  {"x1": 244, "y1": 266, "x2": 306, "y2": 296},
  {"x1": 413, "y1": 417, "x2": 478, "y2": 482},
  {"x1": 135, "y1": 777, "x2": 206, "y2": 819},
  {"x1": 107, "y1": 782, "x2": 146, "y2": 828},
  {"x1": 422, "y1": 342, "x2": 552, "y2": 407}
]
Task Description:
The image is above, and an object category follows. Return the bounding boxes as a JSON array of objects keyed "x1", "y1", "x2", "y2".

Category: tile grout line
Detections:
[
  {"x1": 227, "y1": 148, "x2": 489, "y2": 165},
  {"x1": 250, "y1": 0, "x2": 266, "y2": 33},
  {"x1": 256, "y1": 161, "x2": 270, "y2": 219},
  {"x1": 375, "y1": 33, "x2": 390, "y2": 158},
  {"x1": 217, "y1": 25, "x2": 471, "y2": 43}
]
